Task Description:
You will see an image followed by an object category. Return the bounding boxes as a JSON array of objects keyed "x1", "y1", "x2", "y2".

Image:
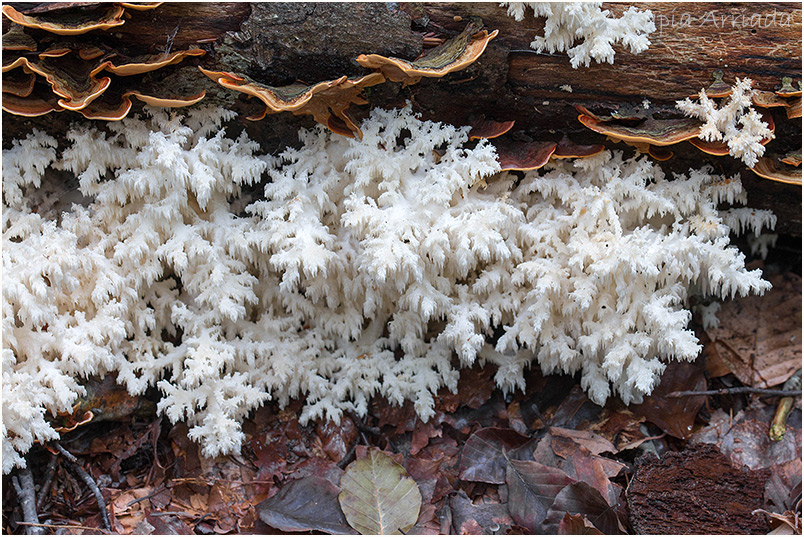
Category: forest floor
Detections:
[{"x1": 2, "y1": 240, "x2": 801, "y2": 535}]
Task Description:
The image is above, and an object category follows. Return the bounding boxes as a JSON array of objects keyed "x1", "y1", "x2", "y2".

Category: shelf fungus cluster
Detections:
[
  {"x1": 748, "y1": 77, "x2": 802, "y2": 186},
  {"x1": 1, "y1": 2, "x2": 207, "y2": 120},
  {"x1": 200, "y1": 18, "x2": 498, "y2": 138}
]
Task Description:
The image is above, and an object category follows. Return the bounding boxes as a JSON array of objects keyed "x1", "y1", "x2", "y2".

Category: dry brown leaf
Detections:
[{"x1": 706, "y1": 271, "x2": 801, "y2": 388}]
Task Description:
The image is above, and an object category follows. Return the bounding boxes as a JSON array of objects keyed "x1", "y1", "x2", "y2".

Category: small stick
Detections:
[
  {"x1": 770, "y1": 369, "x2": 801, "y2": 442},
  {"x1": 666, "y1": 387, "x2": 801, "y2": 398},
  {"x1": 11, "y1": 467, "x2": 45, "y2": 535},
  {"x1": 36, "y1": 455, "x2": 58, "y2": 512},
  {"x1": 53, "y1": 443, "x2": 111, "y2": 532},
  {"x1": 16, "y1": 521, "x2": 112, "y2": 534}
]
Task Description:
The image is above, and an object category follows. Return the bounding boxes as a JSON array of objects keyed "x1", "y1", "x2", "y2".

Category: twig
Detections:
[
  {"x1": 16, "y1": 521, "x2": 112, "y2": 534},
  {"x1": 770, "y1": 369, "x2": 801, "y2": 441},
  {"x1": 11, "y1": 467, "x2": 45, "y2": 535},
  {"x1": 666, "y1": 387, "x2": 801, "y2": 398},
  {"x1": 53, "y1": 443, "x2": 111, "y2": 532},
  {"x1": 36, "y1": 455, "x2": 58, "y2": 512}
]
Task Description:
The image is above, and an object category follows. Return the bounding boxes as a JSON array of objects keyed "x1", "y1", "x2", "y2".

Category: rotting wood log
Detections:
[{"x1": 3, "y1": 2, "x2": 801, "y2": 233}]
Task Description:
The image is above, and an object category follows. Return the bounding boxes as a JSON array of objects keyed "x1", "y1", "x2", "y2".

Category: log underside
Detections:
[{"x1": 3, "y1": 2, "x2": 801, "y2": 233}]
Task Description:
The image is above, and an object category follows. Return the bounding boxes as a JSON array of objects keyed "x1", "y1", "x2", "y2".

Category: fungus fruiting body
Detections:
[{"x1": 356, "y1": 19, "x2": 498, "y2": 85}]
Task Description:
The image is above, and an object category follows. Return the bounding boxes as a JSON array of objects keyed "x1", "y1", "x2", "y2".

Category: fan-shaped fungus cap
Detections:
[
  {"x1": 751, "y1": 157, "x2": 802, "y2": 186},
  {"x1": 781, "y1": 150, "x2": 802, "y2": 167},
  {"x1": 2, "y1": 70, "x2": 36, "y2": 97},
  {"x1": 647, "y1": 145, "x2": 673, "y2": 161},
  {"x1": 776, "y1": 77, "x2": 802, "y2": 98},
  {"x1": 127, "y1": 89, "x2": 206, "y2": 107},
  {"x1": 468, "y1": 116, "x2": 515, "y2": 140},
  {"x1": 13, "y1": 56, "x2": 112, "y2": 110},
  {"x1": 689, "y1": 69, "x2": 732, "y2": 99},
  {"x1": 118, "y1": 2, "x2": 163, "y2": 10},
  {"x1": 2, "y1": 4, "x2": 126, "y2": 35},
  {"x1": 786, "y1": 97, "x2": 801, "y2": 120},
  {"x1": 578, "y1": 112, "x2": 702, "y2": 146},
  {"x1": 1, "y1": 87, "x2": 63, "y2": 116},
  {"x1": 105, "y1": 48, "x2": 205, "y2": 76},
  {"x1": 356, "y1": 18, "x2": 498, "y2": 86},
  {"x1": 2, "y1": 25, "x2": 37, "y2": 51},
  {"x1": 201, "y1": 67, "x2": 384, "y2": 137},
  {"x1": 493, "y1": 139, "x2": 557, "y2": 171},
  {"x1": 752, "y1": 90, "x2": 789, "y2": 108},
  {"x1": 551, "y1": 135, "x2": 604, "y2": 159}
]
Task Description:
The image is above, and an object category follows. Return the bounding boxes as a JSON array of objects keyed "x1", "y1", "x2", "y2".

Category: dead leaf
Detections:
[
  {"x1": 316, "y1": 416, "x2": 357, "y2": 462},
  {"x1": 257, "y1": 475, "x2": 354, "y2": 534},
  {"x1": 706, "y1": 271, "x2": 801, "y2": 388},
  {"x1": 549, "y1": 427, "x2": 616, "y2": 455},
  {"x1": 630, "y1": 359, "x2": 707, "y2": 439},
  {"x1": 449, "y1": 490, "x2": 514, "y2": 534},
  {"x1": 558, "y1": 512, "x2": 604, "y2": 534},
  {"x1": 549, "y1": 435, "x2": 622, "y2": 505},
  {"x1": 338, "y1": 448, "x2": 422, "y2": 534},
  {"x1": 505, "y1": 459, "x2": 574, "y2": 532},
  {"x1": 458, "y1": 427, "x2": 531, "y2": 484},
  {"x1": 690, "y1": 407, "x2": 802, "y2": 471},
  {"x1": 543, "y1": 482, "x2": 622, "y2": 534}
]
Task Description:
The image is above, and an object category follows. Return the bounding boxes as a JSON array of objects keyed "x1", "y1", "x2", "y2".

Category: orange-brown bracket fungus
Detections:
[
  {"x1": 552, "y1": 135, "x2": 604, "y2": 159},
  {"x1": 2, "y1": 24, "x2": 37, "y2": 51},
  {"x1": 105, "y1": 48, "x2": 206, "y2": 76},
  {"x1": 689, "y1": 69, "x2": 732, "y2": 99},
  {"x1": 493, "y1": 139, "x2": 557, "y2": 171},
  {"x1": 781, "y1": 150, "x2": 802, "y2": 167},
  {"x1": 1, "y1": 88, "x2": 63, "y2": 117},
  {"x1": 776, "y1": 77, "x2": 802, "y2": 98},
  {"x1": 751, "y1": 157, "x2": 802, "y2": 186},
  {"x1": 1, "y1": 4, "x2": 127, "y2": 35},
  {"x1": 356, "y1": 18, "x2": 498, "y2": 86},
  {"x1": 2, "y1": 70, "x2": 36, "y2": 97},
  {"x1": 7, "y1": 55, "x2": 112, "y2": 110},
  {"x1": 578, "y1": 112, "x2": 702, "y2": 148},
  {"x1": 468, "y1": 116, "x2": 515, "y2": 140},
  {"x1": 785, "y1": 98, "x2": 801, "y2": 120},
  {"x1": 200, "y1": 67, "x2": 385, "y2": 138}
]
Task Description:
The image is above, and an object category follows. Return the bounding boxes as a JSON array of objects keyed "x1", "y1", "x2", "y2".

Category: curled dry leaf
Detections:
[
  {"x1": 458, "y1": 427, "x2": 531, "y2": 484},
  {"x1": 630, "y1": 359, "x2": 707, "y2": 439},
  {"x1": 257, "y1": 475, "x2": 355, "y2": 534},
  {"x1": 505, "y1": 459, "x2": 574, "y2": 533},
  {"x1": 543, "y1": 482, "x2": 622, "y2": 535},
  {"x1": 338, "y1": 448, "x2": 422, "y2": 535}
]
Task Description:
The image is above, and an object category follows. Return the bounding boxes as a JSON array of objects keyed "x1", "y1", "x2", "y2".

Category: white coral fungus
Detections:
[
  {"x1": 3, "y1": 105, "x2": 773, "y2": 471},
  {"x1": 676, "y1": 78, "x2": 775, "y2": 167},
  {"x1": 501, "y1": 2, "x2": 655, "y2": 68}
]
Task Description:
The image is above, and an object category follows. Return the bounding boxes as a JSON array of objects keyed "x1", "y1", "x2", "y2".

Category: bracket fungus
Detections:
[
  {"x1": 751, "y1": 157, "x2": 802, "y2": 186},
  {"x1": 356, "y1": 18, "x2": 498, "y2": 86},
  {"x1": 1, "y1": 2, "x2": 204, "y2": 120},
  {"x1": 200, "y1": 67, "x2": 385, "y2": 138},
  {"x1": 467, "y1": 116, "x2": 516, "y2": 141},
  {"x1": 493, "y1": 139, "x2": 557, "y2": 171},
  {"x1": 1, "y1": 4, "x2": 128, "y2": 35}
]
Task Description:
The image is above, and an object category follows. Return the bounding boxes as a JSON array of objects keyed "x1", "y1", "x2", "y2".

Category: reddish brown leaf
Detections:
[
  {"x1": 543, "y1": 482, "x2": 622, "y2": 534},
  {"x1": 630, "y1": 359, "x2": 706, "y2": 439},
  {"x1": 257, "y1": 475, "x2": 355, "y2": 534},
  {"x1": 558, "y1": 512, "x2": 604, "y2": 535},
  {"x1": 549, "y1": 436, "x2": 621, "y2": 505},
  {"x1": 458, "y1": 427, "x2": 531, "y2": 484},
  {"x1": 437, "y1": 364, "x2": 496, "y2": 413},
  {"x1": 505, "y1": 459, "x2": 575, "y2": 532},
  {"x1": 316, "y1": 416, "x2": 357, "y2": 462},
  {"x1": 549, "y1": 427, "x2": 616, "y2": 456},
  {"x1": 449, "y1": 490, "x2": 515, "y2": 535}
]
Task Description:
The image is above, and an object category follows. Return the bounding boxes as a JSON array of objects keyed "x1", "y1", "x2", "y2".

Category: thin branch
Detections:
[
  {"x1": 666, "y1": 387, "x2": 802, "y2": 398},
  {"x1": 11, "y1": 467, "x2": 45, "y2": 535},
  {"x1": 16, "y1": 521, "x2": 112, "y2": 534},
  {"x1": 53, "y1": 443, "x2": 111, "y2": 532}
]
